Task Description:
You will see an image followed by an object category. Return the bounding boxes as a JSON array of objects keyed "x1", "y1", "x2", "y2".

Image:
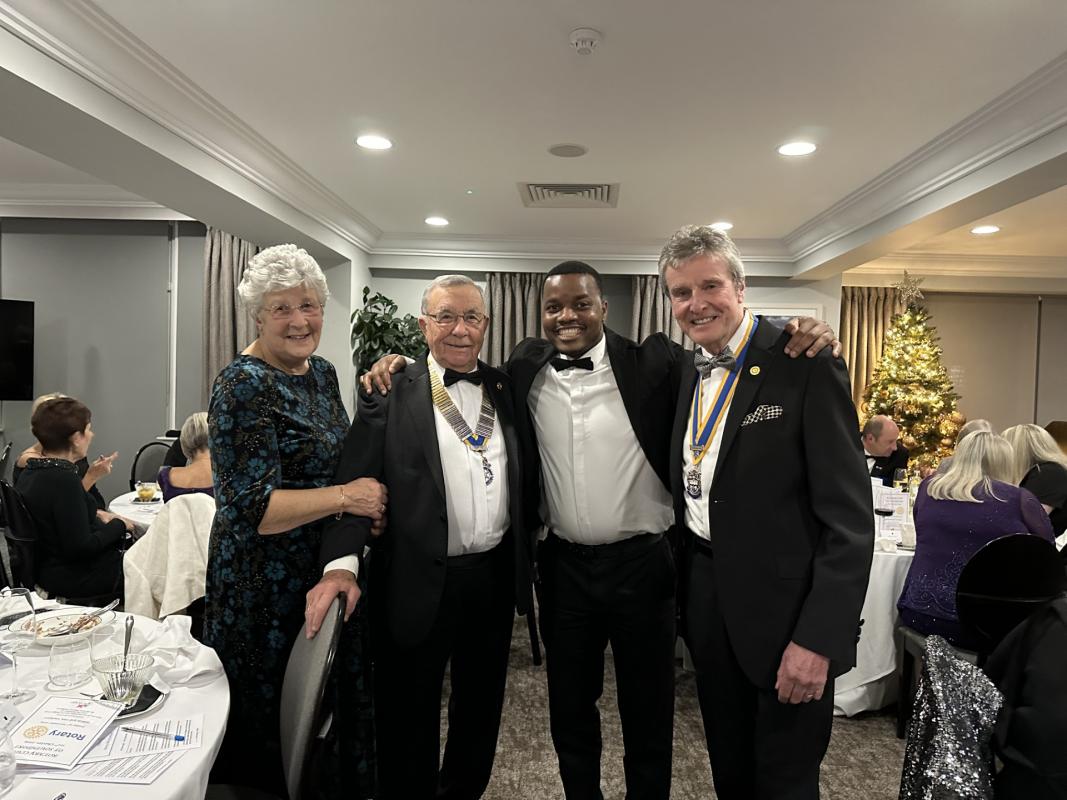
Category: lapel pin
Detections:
[{"x1": 749, "y1": 366, "x2": 761, "y2": 376}]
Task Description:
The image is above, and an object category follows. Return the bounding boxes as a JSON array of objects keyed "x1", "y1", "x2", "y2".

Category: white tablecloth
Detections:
[
  {"x1": 3, "y1": 612, "x2": 229, "y2": 800},
  {"x1": 109, "y1": 491, "x2": 165, "y2": 532},
  {"x1": 833, "y1": 549, "x2": 914, "y2": 716}
]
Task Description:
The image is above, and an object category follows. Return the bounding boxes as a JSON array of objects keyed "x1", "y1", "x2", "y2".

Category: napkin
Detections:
[{"x1": 129, "y1": 614, "x2": 223, "y2": 690}]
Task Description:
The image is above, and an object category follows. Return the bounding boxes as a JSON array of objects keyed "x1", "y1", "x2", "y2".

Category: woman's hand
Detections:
[
  {"x1": 85, "y1": 451, "x2": 118, "y2": 485},
  {"x1": 305, "y1": 569, "x2": 360, "y2": 639},
  {"x1": 341, "y1": 478, "x2": 388, "y2": 520}
]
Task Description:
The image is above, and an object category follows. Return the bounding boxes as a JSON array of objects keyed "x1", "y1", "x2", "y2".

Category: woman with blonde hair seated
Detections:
[
  {"x1": 157, "y1": 412, "x2": 213, "y2": 502},
  {"x1": 898, "y1": 431, "x2": 1054, "y2": 648},
  {"x1": 1003, "y1": 423, "x2": 1067, "y2": 537}
]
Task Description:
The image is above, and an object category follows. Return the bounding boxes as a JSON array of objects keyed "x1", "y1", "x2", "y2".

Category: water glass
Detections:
[
  {"x1": 0, "y1": 588, "x2": 36, "y2": 704},
  {"x1": 0, "y1": 728, "x2": 14, "y2": 797},
  {"x1": 92, "y1": 653, "x2": 154, "y2": 705},
  {"x1": 48, "y1": 640, "x2": 92, "y2": 689}
]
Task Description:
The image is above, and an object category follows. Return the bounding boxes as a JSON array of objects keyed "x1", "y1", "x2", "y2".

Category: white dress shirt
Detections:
[
  {"x1": 683, "y1": 311, "x2": 754, "y2": 540},
  {"x1": 427, "y1": 355, "x2": 509, "y2": 556},
  {"x1": 325, "y1": 354, "x2": 509, "y2": 574},
  {"x1": 528, "y1": 334, "x2": 673, "y2": 545}
]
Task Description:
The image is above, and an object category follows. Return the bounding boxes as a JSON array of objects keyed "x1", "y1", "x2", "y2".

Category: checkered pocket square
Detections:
[{"x1": 741, "y1": 404, "x2": 784, "y2": 427}]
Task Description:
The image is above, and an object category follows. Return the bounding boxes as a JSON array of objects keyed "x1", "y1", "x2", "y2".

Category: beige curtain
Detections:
[
  {"x1": 840, "y1": 286, "x2": 904, "y2": 409},
  {"x1": 203, "y1": 228, "x2": 260, "y2": 406},
  {"x1": 630, "y1": 275, "x2": 692, "y2": 347},
  {"x1": 484, "y1": 272, "x2": 543, "y2": 366}
]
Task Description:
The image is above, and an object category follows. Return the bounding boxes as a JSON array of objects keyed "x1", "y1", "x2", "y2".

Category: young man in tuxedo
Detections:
[
  {"x1": 308, "y1": 275, "x2": 532, "y2": 800},
  {"x1": 862, "y1": 414, "x2": 910, "y2": 486},
  {"x1": 362, "y1": 262, "x2": 836, "y2": 800},
  {"x1": 662, "y1": 225, "x2": 873, "y2": 800}
]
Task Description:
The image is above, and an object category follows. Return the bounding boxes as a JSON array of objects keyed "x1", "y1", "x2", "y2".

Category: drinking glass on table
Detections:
[
  {"x1": 48, "y1": 640, "x2": 92, "y2": 689},
  {"x1": 0, "y1": 588, "x2": 36, "y2": 704},
  {"x1": 0, "y1": 727, "x2": 14, "y2": 797},
  {"x1": 892, "y1": 468, "x2": 908, "y2": 491}
]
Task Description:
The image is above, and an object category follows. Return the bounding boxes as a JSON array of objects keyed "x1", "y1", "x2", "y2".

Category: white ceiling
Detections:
[{"x1": 1, "y1": 0, "x2": 1067, "y2": 274}]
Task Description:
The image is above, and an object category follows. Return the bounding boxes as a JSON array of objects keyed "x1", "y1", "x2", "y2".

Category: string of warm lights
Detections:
[{"x1": 861, "y1": 277, "x2": 964, "y2": 472}]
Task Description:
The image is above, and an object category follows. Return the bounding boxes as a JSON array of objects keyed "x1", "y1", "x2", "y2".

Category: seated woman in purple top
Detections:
[
  {"x1": 157, "y1": 412, "x2": 214, "y2": 502},
  {"x1": 898, "y1": 431, "x2": 1054, "y2": 649}
]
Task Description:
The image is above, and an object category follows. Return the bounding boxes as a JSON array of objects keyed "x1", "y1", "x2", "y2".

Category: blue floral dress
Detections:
[{"x1": 204, "y1": 354, "x2": 374, "y2": 797}]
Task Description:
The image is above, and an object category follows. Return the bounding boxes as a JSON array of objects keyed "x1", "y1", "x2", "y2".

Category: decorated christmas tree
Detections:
[{"x1": 862, "y1": 273, "x2": 965, "y2": 471}]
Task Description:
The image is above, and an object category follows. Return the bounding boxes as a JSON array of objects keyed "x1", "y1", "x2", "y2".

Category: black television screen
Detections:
[{"x1": 0, "y1": 299, "x2": 34, "y2": 401}]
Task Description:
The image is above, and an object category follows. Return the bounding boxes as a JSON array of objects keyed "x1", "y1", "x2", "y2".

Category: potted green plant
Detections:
[{"x1": 350, "y1": 286, "x2": 424, "y2": 373}]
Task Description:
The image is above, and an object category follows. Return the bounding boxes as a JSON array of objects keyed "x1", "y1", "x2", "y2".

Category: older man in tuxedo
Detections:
[
  {"x1": 662, "y1": 225, "x2": 873, "y2": 800},
  {"x1": 862, "y1": 414, "x2": 910, "y2": 486},
  {"x1": 309, "y1": 274, "x2": 532, "y2": 800}
]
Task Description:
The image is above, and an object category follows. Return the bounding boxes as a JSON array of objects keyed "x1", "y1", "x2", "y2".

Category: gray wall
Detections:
[
  {"x1": 923, "y1": 292, "x2": 1066, "y2": 431},
  {"x1": 174, "y1": 221, "x2": 207, "y2": 426},
  {"x1": 0, "y1": 219, "x2": 176, "y2": 498}
]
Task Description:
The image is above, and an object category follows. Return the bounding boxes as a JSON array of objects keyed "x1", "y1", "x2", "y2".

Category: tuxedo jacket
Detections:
[
  {"x1": 505, "y1": 327, "x2": 686, "y2": 535},
  {"x1": 320, "y1": 356, "x2": 531, "y2": 649},
  {"x1": 868, "y1": 443, "x2": 910, "y2": 487},
  {"x1": 670, "y1": 318, "x2": 874, "y2": 688}
]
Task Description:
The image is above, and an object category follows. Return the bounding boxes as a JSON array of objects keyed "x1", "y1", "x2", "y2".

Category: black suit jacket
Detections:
[
  {"x1": 505, "y1": 328, "x2": 686, "y2": 534},
  {"x1": 868, "y1": 443, "x2": 910, "y2": 487},
  {"x1": 670, "y1": 319, "x2": 874, "y2": 688},
  {"x1": 320, "y1": 357, "x2": 531, "y2": 649}
]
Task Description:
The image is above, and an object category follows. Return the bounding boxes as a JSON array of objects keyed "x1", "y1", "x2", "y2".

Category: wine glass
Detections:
[
  {"x1": 892, "y1": 468, "x2": 908, "y2": 491},
  {"x1": 0, "y1": 588, "x2": 36, "y2": 704}
]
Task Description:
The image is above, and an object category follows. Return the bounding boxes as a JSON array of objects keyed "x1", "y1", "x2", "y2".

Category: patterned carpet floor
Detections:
[{"x1": 446, "y1": 618, "x2": 906, "y2": 799}]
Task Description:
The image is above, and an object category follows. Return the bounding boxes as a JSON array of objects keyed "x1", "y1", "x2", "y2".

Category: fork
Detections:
[{"x1": 41, "y1": 598, "x2": 120, "y2": 637}]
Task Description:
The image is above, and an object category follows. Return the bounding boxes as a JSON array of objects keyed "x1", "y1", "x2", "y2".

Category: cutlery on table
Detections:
[{"x1": 41, "y1": 597, "x2": 120, "y2": 637}]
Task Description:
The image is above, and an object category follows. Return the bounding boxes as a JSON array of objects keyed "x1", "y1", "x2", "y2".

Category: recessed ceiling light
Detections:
[
  {"x1": 709, "y1": 221, "x2": 734, "y2": 232},
  {"x1": 355, "y1": 134, "x2": 392, "y2": 150},
  {"x1": 970, "y1": 224, "x2": 1000, "y2": 235},
  {"x1": 777, "y1": 141, "x2": 817, "y2": 157},
  {"x1": 465, "y1": 189, "x2": 475, "y2": 195},
  {"x1": 425, "y1": 216, "x2": 449, "y2": 227},
  {"x1": 548, "y1": 143, "x2": 588, "y2": 158}
]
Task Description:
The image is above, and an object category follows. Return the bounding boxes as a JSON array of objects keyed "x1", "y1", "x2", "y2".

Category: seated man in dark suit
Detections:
[{"x1": 862, "y1": 414, "x2": 909, "y2": 485}]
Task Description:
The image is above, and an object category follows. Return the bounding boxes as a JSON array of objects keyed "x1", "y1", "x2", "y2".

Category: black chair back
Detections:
[
  {"x1": 0, "y1": 479, "x2": 37, "y2": 589},
  {"x1": 129, "y1": 441, "x2": 172, "y2": 491},
  {"x1": 0, "y1": 442, "x2": 12, "y2": 484},
  {"x1": 956, "y1": 533, "x2": 1067, "y2": 653}
]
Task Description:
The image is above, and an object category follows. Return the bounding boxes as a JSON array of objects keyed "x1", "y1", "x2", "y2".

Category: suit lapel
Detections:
[
  {"x1": 709, "y1": 319, "x2": 775, "y2": 488},
  {"x1": 403, "y1": 358, "x2": 447, "y2": 503},
  {"x1": 605, "y1": 329, "x2": 643, "y2": 444}
]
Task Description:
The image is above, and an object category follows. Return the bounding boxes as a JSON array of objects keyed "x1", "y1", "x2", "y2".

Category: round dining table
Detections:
[
  {"x1": 109, "y1": 491, "x2": 165, "y2": 534},
  {"x1": 2, "y1": 610, "x2": 229, "y2": 800}
]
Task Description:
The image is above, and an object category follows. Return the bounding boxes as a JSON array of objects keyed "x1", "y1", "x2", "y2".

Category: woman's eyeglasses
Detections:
[{"x1": 265, "y1": 301, "x2": 324, "y2": 320}]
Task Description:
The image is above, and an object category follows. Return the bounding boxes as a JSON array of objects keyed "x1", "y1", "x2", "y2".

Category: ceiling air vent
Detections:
[{"x1": 518, "y1": 183, "x2": 619, "y2": 209}]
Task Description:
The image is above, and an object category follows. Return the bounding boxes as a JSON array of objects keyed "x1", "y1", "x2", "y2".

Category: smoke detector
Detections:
[{"x1": 569, "y1": 28, "x2": 602, "y2": 55}]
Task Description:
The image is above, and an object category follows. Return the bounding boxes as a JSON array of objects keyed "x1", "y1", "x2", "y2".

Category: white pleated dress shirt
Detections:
[
  {"x1": 426, "y1": 355, "x2": 509, "y2": 556},
  {"x1": 528, "y1": 334, "x2": 673, "y2": 545},
  {"x1": 683, "y1": 311, "x2": 753, "y2": 540}
]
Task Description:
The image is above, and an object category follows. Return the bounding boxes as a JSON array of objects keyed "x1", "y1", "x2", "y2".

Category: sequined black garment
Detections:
[{"x1": 899, "y1": 635, "x2": 1003, "y2": 800}]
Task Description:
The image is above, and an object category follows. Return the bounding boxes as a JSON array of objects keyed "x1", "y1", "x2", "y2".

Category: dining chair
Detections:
[
  {"x1": 0, "y1": 442, "x2": 12, "y2": 483},
  {"x1": 0, "y1": 479, "x2": 37, "y2": 590},
  {"x1": 206, "y1": 592, "x2": 346, "y2": 800},
  {"x1": 129, "y1": 440, "x2": 172, "y2": 491}
]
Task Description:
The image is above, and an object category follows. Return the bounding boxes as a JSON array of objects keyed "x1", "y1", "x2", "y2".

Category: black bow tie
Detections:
[
  {"x1": 443, "y1": 369, "x2": 483, "y2": 387},
  {"x1": 551, "y1": 357, "x2": 594, "y2": 372},
  {"x1": 694, "y1": 347, "x2": 736, "y2": 378}
]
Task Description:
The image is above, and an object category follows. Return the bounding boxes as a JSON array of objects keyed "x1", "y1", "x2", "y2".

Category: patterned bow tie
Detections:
[
  {"x1": 551, "y1": 357, "x2": 594, "y2": 372},
  {"x1": 443, "y1": 369, "x2": 483, "y2": 387},
  {"x1": 694, "y1": 347, "x2": 736, "y2": 378}
]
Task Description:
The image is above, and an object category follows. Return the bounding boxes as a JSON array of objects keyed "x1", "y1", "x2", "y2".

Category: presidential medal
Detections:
[{"x1": 686, "y1": 466, "x2": 702, "y2": 499}]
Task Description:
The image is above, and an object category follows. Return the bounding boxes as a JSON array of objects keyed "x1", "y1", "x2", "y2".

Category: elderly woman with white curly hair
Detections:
[{"x1": 204, "y1": 243, "x2": 384, "y2": 797}]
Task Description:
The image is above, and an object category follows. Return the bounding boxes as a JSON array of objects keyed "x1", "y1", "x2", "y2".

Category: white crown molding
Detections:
[
  {"x1": 850, "y1": 251, "x2": 1067, "y2": 279},
  {"x1": 785, "y1": 52, "x2": 1067, "y2": 262},
  {"x1": 0, "y1": 0, "x2": 379, "y2": 250},
  {"x1": 371, "y1": 232, "x2": 793, "y2": 262}
]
